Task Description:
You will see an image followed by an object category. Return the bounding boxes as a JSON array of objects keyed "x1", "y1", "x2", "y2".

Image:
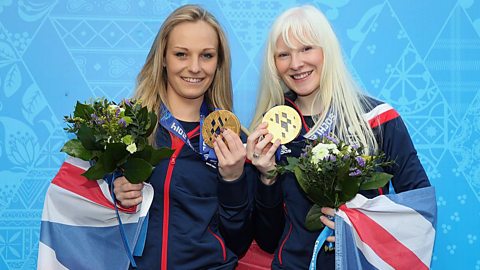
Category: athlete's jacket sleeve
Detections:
[
  {"x1": 375, "y1": 107, "x2": 431, "y2": 192},
  {"x1": 253, "y1": 178, "x2": 285, "y2": 253},
  {"x1": 217, "y1": 133, "x2": 256, "y2": 257}
]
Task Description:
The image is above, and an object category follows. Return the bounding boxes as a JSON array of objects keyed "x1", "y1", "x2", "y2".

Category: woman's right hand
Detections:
[
  {"x1": 247, "y1": 122, "x2": 281, "y2": 186},
  {"x1": 113, "y1": 176, "x2": 144, "y2": 207}
]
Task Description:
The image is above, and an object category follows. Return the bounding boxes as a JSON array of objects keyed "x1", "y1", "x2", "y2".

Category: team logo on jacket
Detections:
[{"x1": 280, "y1": 145, "x2": 291, "y2": 155}]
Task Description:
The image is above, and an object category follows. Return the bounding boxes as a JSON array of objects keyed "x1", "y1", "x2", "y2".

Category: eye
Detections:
[
  {"x1": 174, "y1": 52, "x2": 186, "y2": 58},
  {"x1": 301, "y1": 46, "x2": 313, "y2": 52},
  {"x1": 276, "y1": 52, "x2": 290, "y2": 58},
  {"x1": 202, "y1": 53, "x2": 215, "y2": 59}
]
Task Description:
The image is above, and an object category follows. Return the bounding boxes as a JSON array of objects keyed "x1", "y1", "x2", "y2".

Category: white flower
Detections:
[
  {"x1": 108, "y1": 104, "x2": 119, "y2": 111},
  {"x1": 126, "y1": 143, "x2": 137, "y2": 154},
  {"x1": 311, "y1": 143, "x2": 338, "y2": 164}
]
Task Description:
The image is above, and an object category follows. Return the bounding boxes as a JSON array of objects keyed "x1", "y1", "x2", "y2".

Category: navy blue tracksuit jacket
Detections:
[
  {"x1": 253, "y1": 94, "x2": 431, "y2": 269},
  {"x1": 133, "y1": 120, "x2": 255, "y2": 270}
]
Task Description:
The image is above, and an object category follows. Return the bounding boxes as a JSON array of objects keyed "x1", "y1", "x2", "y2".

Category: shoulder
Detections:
[{"x1": 361, "y1": 96, "x2": 400, "y2": 129}]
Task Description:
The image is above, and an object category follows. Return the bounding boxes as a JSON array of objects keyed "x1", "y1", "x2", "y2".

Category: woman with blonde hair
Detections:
[
  {"x1": 247, "y1": 5, "x2": 431, "y2": 269},
  {"x1": 114, "y1": 4, "x2": 255, "y2": 269}
]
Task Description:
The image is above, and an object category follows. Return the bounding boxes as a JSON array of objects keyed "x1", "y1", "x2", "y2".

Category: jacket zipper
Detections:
[{"x1": 160, "y1": 126, "x2": 200, "y2": 270}]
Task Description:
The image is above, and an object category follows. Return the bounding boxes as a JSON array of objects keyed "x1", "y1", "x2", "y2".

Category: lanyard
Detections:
[
  {"x1": 302, "y1": 109, "x2": 336, "y2": 141},
  {"x1": 159, "y1": 102, "x2": 216, "y2": 161}
]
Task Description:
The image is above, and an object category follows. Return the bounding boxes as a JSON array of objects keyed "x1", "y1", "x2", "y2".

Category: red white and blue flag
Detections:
[
  {"x1": 38, "y1": 157, "x2": 153, "y2": 270},
  {"x1": 335, "y1": 186, "x2": 437, "y2": 270}
]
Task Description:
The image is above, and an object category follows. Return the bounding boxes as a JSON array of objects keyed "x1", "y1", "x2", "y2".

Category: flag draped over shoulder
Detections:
[
  {"x1": 38, "y1": 157, "x2": 154, "y2": 270},
  {"x1": 335, "y1": 186, "x2": 437, "y2": 270}
]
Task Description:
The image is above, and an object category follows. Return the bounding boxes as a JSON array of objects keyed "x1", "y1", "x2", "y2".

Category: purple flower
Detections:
[
  {"x1": 325, "y1": 134, "x2": 339, "y2": 144},
  {"x1": 91, "y1": 114, "x2": 104, "y2": 125},
  {"x1": 115, "y1": 108, "x2": 121, "y2": 117},
  {"x1": 349, "y1": 168, "x2": 362, "y2": 176},
  {"x1": 356, "y1": 156, "x2": 365, "y2": 167},
  {"x1": 124, "y1": 99, "x2": 132, "y2": 106},
  {"x1": 118, "y1": 118, "x2": 127, "y2": 128},
  {"x1": 343, "y1": 154, "x2": 350, "y2": 160},
  {"x1": 326, "y1": 155, "x2": 336, "y2": 162}
]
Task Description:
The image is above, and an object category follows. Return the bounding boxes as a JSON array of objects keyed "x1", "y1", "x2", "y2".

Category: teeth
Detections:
[
  {"x1": 183, "y1": 77, "x2": 202, "y2": 83},
  {"x1": 292, "y1": 71, "x2": 312, "y2": 80}
]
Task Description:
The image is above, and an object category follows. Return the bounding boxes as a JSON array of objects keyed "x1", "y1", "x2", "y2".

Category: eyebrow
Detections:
[{"x1": 172, "y1": 46, "x2": 218, "y2": 51}]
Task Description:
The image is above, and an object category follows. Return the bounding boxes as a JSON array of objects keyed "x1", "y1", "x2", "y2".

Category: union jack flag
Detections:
[
  {"x1": 335, "y1": 186, "x2": 437, "y2": 270},
  {"x1": 38, "y1": 157, "x2": 153, "y2": 270}
]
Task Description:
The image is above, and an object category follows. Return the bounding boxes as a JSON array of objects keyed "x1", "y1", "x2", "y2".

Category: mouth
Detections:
[
  {"x1": 182, "y1": 77, "x2": 204, "y2": 83},
  {"x1": 290, "y1": 71, "x2": 312, "y2": 80}
]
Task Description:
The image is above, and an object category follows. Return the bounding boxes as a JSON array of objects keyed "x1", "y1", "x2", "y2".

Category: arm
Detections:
[
  {"x1": 247, "y1": 122, "x2": 285, "y2": 253},
  {"x1": 217, "y1": 164, "x2": 255, "y2": 257},
  {"x1": 253, "y1": 177, "x2": 285, "y2": 253},
  {"x1": 214, "y1": 129, "x2": 254, "y2": 256},
  {"x1": 380, "y1": 114, "x2": 431, "y2": 192}
]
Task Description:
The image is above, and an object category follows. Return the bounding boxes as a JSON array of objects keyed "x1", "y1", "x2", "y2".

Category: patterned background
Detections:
[{"x1": 0, "y1": 0, "x2": 479, "y2": 269}]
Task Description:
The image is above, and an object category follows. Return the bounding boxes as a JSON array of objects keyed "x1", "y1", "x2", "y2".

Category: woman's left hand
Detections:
[
  {"x1": 213, "y1": 128, "x2": 246, "y2": 181},
  {"x1": 321, "y1": 207, "x2": 336, "y2": 243}
]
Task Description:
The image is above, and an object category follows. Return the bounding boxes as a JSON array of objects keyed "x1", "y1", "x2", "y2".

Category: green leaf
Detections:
[
  {"x1": 337, "y1": 176, "x2": 361, "y2": 203},
  {"x1": 74, "y1": 101, "x2": 94, "y2": 119},
  {"x1": 145, "y1": 112, "x2": 157, "y2": 136},
  {"x1": 82, "y1": 158, "x2": 107, "y2": 180},
  {"x1": 284, "y1": 157, "x2": 299, "y2": 172},
  {"x1": 103, "y1": 143, "x2": 129, "y2": 171},
  {"x1": 360, "y1": 172, "x2": 392, "y2": 190},
  {"x1": 123, "y1": 158, "x2": 154, "y2": 184},
  {"x1": 305, "y1": 204, "x2": 325, "y2": 231},
  {"x1": 132, "y1": 145, "x2": 173, "y2": 165},
  {"x1": 77, "y1": 124, "x2": 98, "y2": 150},
  {"x1": 138, "y1": 107, "x2": 148, "y2": 123},
  {"x1": 149, "y1": 146, "x2": 174, "y2": 165},
  {"x1": 61, "y1": 139, "x2": 93, "y2": 161}
]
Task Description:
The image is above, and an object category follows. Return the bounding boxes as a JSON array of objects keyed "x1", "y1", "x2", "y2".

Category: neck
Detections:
[
  {"x1": 166, "y1": 92, "x2": 203, "y2": 122},
  {"x1": 295, "y1": 96, "x2": 322, "y2": 116}
]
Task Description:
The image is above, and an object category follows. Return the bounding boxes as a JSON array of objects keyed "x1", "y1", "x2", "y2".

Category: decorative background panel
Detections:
[{"x1": 0, "y1": 0, "x2": 479, "y2": 269}]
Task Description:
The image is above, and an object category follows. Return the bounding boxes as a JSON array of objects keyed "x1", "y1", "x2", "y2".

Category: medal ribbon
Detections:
[{"x1": 159, "y1": 102, "x2": 216, "y2": 161}]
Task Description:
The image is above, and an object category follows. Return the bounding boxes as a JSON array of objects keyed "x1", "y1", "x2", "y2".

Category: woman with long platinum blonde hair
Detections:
[{"x1": 246, "y1": 5, "x2": 431, "y2": 269}]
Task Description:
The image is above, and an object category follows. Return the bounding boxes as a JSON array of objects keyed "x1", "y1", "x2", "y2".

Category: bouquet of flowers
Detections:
[
  {"x1": 61, "y1": 98, "x2": 173, "y2": 183},
  {"x1": 273, "y1": 135, "x2": 393, "y2": 231}
]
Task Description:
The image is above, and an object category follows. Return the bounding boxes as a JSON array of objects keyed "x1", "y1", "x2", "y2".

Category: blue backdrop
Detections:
[{"x1": 0, "y1": 0, "x2": 479, "y2": 269}]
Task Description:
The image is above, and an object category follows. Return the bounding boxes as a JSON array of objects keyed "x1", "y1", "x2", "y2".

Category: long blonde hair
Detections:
[
  {"x1": 250, "y1": 5, "x2": 378, "y2": 153},
  {"x1": 134, "y1": 4, "x2": 233, "y2": 143}
]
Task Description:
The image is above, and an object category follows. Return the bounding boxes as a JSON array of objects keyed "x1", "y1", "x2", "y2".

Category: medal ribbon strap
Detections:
[
  {"x1": 309, "y1": 225, "x2": 335, "y2": 270},
  {"x1": 283, "y1": 97, "x2": 336, "y2": 141},
  {"x1": 303, "y1": 110, "x2": 336, "y2": 140},
  {"x1": 159, "y1": 102, "x2": 216, "y2": 161}
]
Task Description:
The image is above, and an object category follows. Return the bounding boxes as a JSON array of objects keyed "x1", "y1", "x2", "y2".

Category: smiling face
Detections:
[
  {"x1": 274, "y1": 35, "x2": 324, "y2": 99},
  {"x1": 164, "y1": 20, "x2": 219, "y2": 102}
]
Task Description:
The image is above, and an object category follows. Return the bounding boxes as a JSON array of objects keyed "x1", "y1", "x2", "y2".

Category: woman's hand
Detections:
[
  {"x1": 213, "y1": 128, "x2": 246, "y2": 181},
  {"x1": 113, "y1": 176, "x2": 144, "y2": 207},
  {"x1": 246, "y1": 122, "x2": 281, "y2": 185},
  {"x1": 320, "y1": 207, "x2": 336, "y2": 243}
]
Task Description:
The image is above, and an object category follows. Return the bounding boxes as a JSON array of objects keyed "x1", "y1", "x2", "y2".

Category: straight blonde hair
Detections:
[
  {"x1": 250, "y1": 5, "x2": 378, "y2": 153},
  {"x1": 134, "y1": 4, "x2": 233, "y2": 144}
]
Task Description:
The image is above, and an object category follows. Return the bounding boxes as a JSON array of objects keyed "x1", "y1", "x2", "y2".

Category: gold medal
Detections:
[
  {"x1": 262, "y1": 105, "x2": 301, "y2": 144},
  {"x1": 202, "y1": 110, "x2": 241, "y2": 148}
]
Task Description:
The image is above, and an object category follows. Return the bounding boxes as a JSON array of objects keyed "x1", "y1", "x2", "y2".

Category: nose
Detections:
[
  {"x1": 289, "y1": 53, "x2": 304, "y2": 70},
  {"x1": 188, "y1": 57, "x2": 201, "y2": 73}
]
